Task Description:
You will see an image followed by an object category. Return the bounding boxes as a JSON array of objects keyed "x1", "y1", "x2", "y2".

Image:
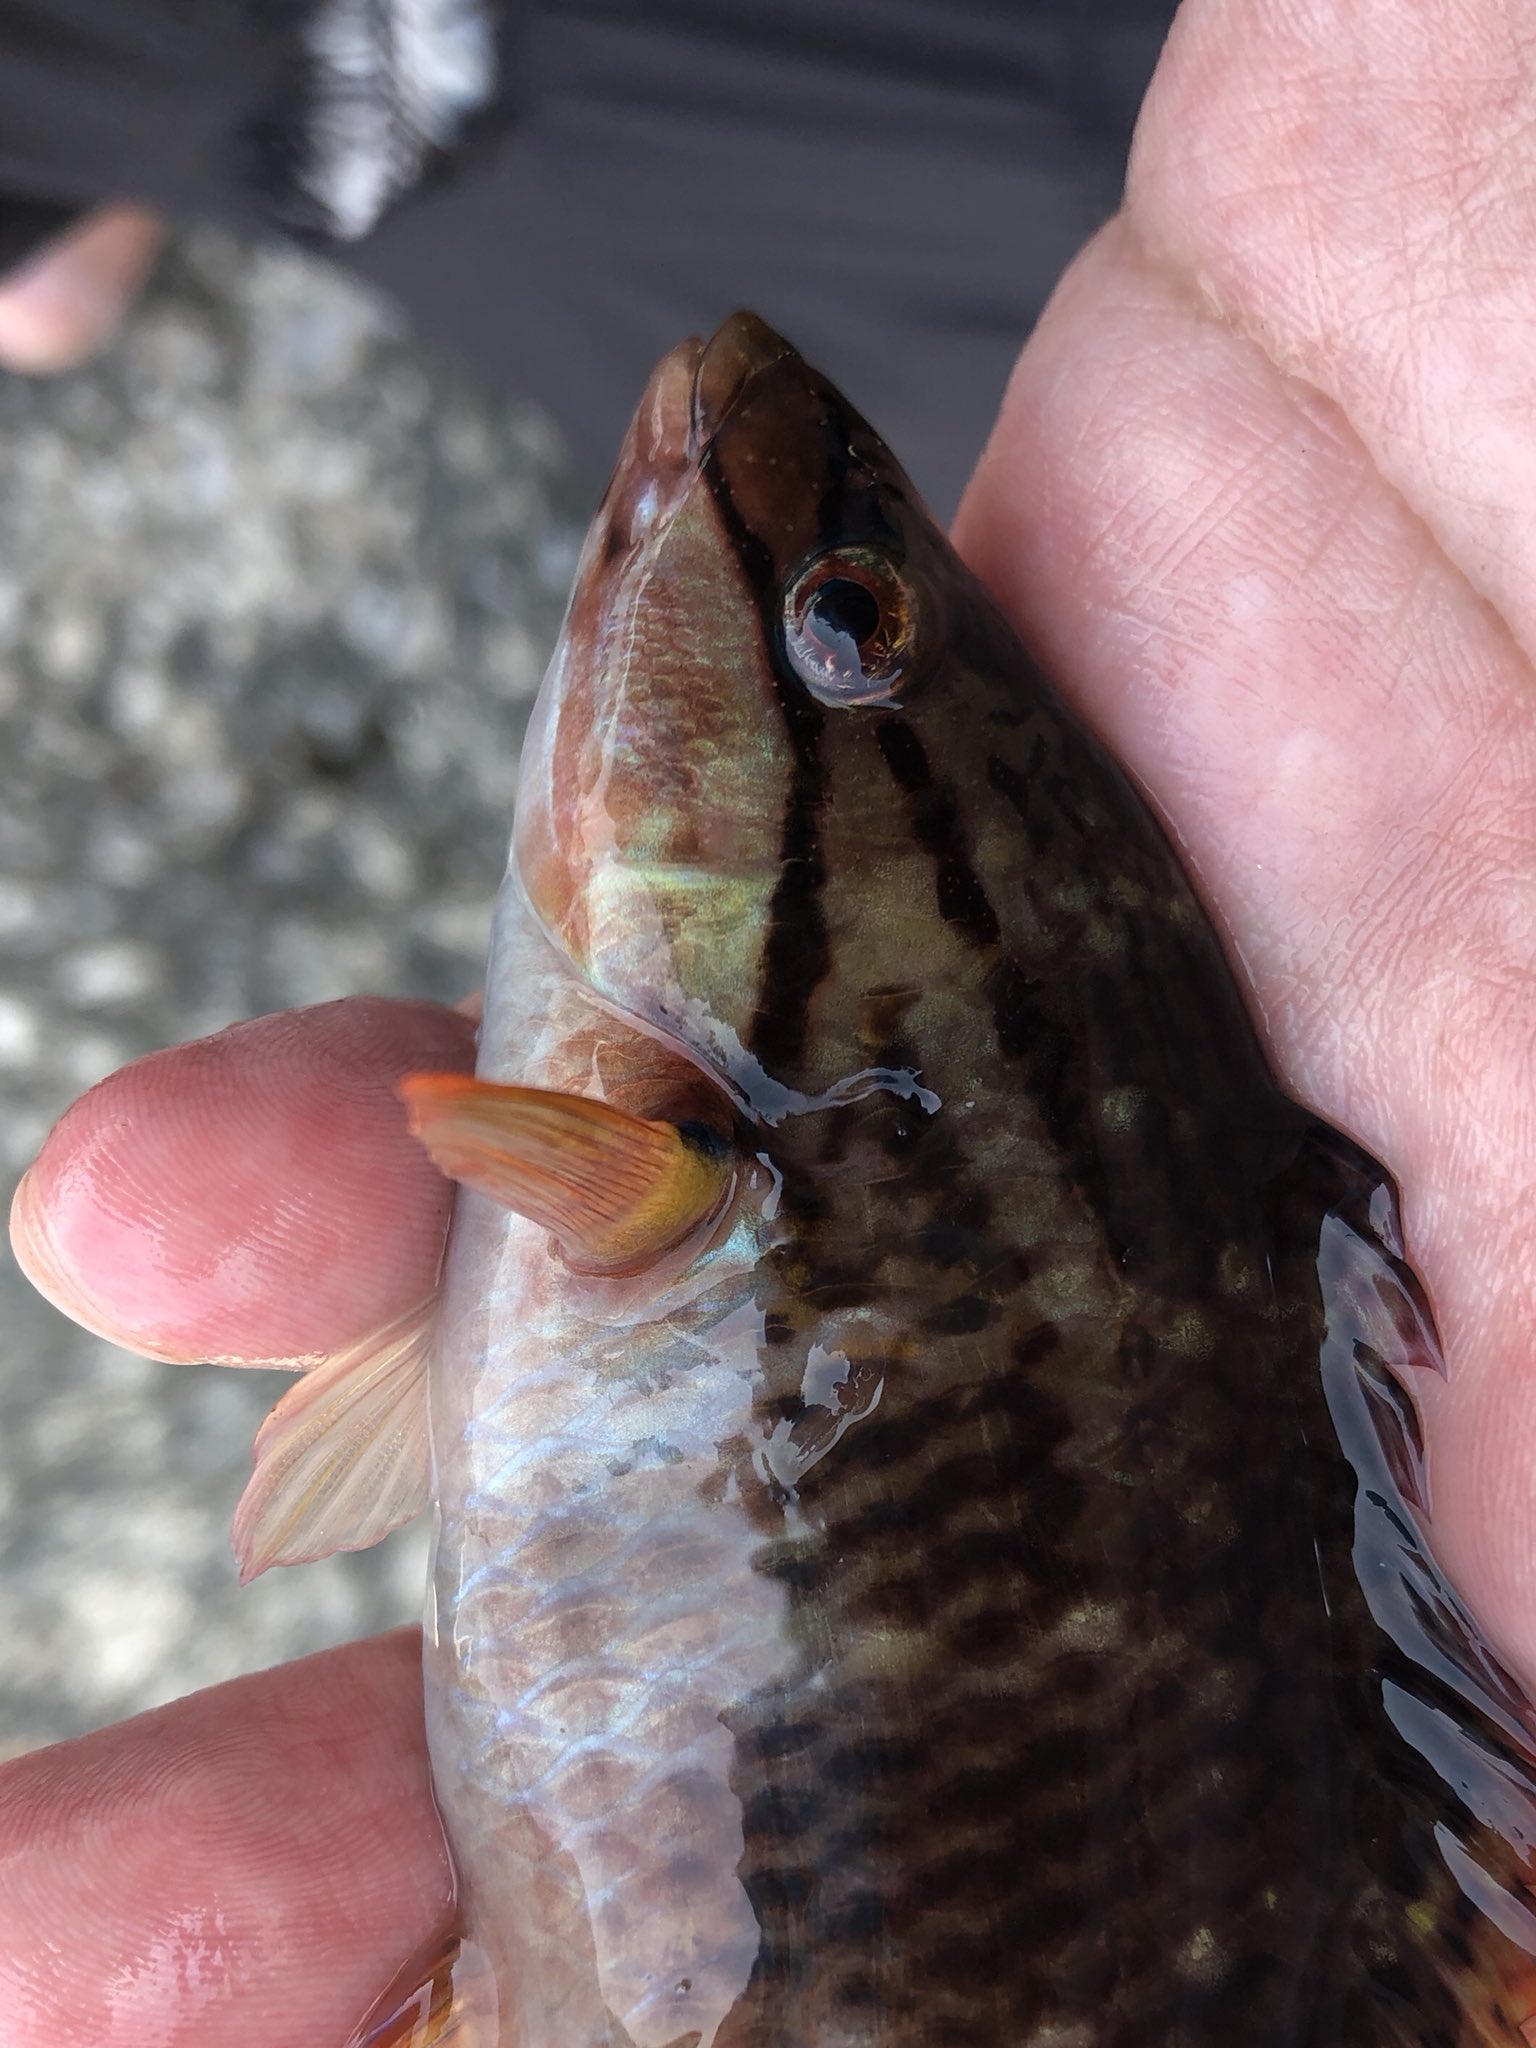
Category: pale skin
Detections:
[
  {"x1": 4, "y1": 1, "x2": 1536, "y2": 2040},
  {"x1": 0, "y1": 205, "x2": 164, "y2": 375}
]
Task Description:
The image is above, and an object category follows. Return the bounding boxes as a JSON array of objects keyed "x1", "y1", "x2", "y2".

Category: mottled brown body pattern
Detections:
[
  {"x1": 643, "y1": 324, "x2": 1535, "y2": 2044},
  {"x1": 418, "y1": 317, "x2": 1536, "y2": 2048}
]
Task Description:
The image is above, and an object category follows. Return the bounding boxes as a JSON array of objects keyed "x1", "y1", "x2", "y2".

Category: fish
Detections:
[{"x1": 232, "y1": 313, "x2": 1536, "y2": 2044}]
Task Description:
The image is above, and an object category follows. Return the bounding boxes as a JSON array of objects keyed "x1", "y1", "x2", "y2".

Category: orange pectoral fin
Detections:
[
  {"x1": 345, "y1": 1926, "x2": 497, "y2": 2048},
  {"x1": 398, "y1": 1074, "x2": 735, "y2": 1275}
]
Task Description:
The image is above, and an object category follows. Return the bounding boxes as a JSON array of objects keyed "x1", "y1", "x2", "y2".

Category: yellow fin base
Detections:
[{"x1": 399, "y1": 1072, "x2": 734, "y2": 1275}]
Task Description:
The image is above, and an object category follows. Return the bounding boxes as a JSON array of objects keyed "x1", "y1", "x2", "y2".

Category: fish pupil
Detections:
[
  {"x1": 809, "y1": 577, "x2": 881, "y2": 654},
  {"x1": 783, "y1": 545, "x2": 916, "y2": 704}
]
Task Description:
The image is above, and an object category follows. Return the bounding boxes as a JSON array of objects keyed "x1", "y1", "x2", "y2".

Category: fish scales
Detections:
[{"x1": 400, "y1": 317, "x2": 1536, "y2": 2047}]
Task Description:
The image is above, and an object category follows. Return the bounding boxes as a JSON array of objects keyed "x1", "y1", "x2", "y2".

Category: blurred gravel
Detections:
[{"x1": 0, "y1": 228, "x2": 583, "y2": 1753}]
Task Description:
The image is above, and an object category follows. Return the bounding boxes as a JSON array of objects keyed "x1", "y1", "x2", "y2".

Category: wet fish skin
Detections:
[{"x1": 420, "y1": 314, "x2": 1536, "y2": 2046}]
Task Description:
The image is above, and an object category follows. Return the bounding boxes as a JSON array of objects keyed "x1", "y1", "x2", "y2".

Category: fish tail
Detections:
[{"x1": 344, "y1": 1924, "x2": 499, "y2": 2048}]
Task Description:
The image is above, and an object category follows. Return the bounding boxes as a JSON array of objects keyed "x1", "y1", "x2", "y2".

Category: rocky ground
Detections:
[{"x1": 0, "y1": 229, "x2": 582, "y2": 1754}]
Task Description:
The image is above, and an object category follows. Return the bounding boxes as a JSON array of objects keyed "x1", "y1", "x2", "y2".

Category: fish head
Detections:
[
  {"x1": 500, "y1": 310, "x2": 1281, "y2": 1293},
  {"x1": 514, "y1": 310, "x2": 972, "y2": 1110}
]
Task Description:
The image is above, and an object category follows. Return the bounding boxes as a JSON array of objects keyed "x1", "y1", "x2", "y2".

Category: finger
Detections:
[
  {"x1": 1130, "y1": 0, "x2": 1536, "y2": 657},
  {"x1": 0, "y1": 1631, "x2": 449, "y2": 2048},
  {"x1": 954, "y1": 5, "x2": 1536, "y2": 1670},
  {"x1": 9, "y1": 996, "x2": 476, "y2": 1366},
  {"x1": 0, "y1": 204, "x2": 164, "y2": 377}
]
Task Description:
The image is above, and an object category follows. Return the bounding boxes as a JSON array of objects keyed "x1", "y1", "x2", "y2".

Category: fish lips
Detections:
[
  {"x1": 689, "y1": 310, "x2": 800, "y2": 452},
  {"x1": 609, "y1": 310, "x2": 870, "y2": 538},
  {"x1": 600, "y1": 312, "x2": 797, "y2": 539}
]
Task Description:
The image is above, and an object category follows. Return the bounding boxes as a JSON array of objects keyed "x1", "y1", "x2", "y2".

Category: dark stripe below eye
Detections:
[
  {"x1": 701, "y1": 441, "x2": 831, "y2": 1082},
  {"x1": 875, "y1": 716, "x2": 1001, "y2": 949}
]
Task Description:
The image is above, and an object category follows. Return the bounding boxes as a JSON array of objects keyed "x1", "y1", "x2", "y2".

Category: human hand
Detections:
[
  {"x1": 8, "y1": 1, "x2": 1536, "y2": 2041},
  {"x1": 2, "y1": 999, "x2": 472, "y2": 2048}
]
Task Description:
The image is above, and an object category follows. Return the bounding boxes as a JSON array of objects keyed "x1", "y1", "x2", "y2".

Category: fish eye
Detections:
[{"x1": 782, "y1": 547, "x2": 919, "y2": 705}]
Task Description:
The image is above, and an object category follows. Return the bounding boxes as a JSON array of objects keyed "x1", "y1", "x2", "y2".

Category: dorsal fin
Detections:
[
  {"x1": 1295, "y1": 1123, "x2": 1536, "y2": 2028},
  {"x1": 1312, "y1": 1140, "x2": 1536, "y2": 1747}
]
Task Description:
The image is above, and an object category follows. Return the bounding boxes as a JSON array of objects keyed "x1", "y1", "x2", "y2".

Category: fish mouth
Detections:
[
  {"x1": 626, "y1": 312, "x2": 800, "y2": 476},
  {"x1": 589, "y1": 312, "x2": 803, "y2": 570},
  {"x1": 689, "y1": 311, "x2": 799, "y2": 454}
]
